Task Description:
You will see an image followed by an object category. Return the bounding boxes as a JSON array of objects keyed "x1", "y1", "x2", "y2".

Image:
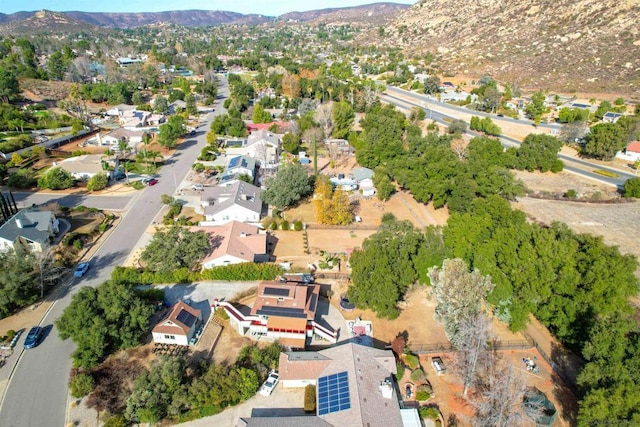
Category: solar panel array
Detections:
[
  {"x1": 256, "y1": 306, "x2": 307, "y2": 318},
  {"x1": 263, "y1": 287, "x2": 290, "y2": 297},
  {"x1": 176, "y1": 309, "x2": 197, "y2": 328},
  {"x1": 318, "y1": 371, "x2": 351, "y2": 416}
]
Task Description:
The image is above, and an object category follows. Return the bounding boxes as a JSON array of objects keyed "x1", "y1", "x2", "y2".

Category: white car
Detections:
[
  {"x1": 192, "y1": 183, "x2": 204, "y2": 191},
  {"x1": 259, "y1": 371, "x2": 279, "y2": 396}
]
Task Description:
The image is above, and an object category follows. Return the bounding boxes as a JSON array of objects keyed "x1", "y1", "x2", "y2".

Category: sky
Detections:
[{"x1": 2, "y1": 1, "x2": 414, "y2": 16}]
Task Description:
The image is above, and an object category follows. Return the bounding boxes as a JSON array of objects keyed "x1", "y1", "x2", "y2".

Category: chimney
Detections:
[
  {"x1": 240, "y1": 232, "x2": 247, "y2": 238},
  {"x1": 16, "y1": 219, "x2": 23, "y2": 229},
  {"x1": 379, "y1": 378, "x2": 393, "y2": 399}
]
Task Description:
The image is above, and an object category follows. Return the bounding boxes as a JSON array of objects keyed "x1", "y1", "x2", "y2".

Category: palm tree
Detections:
[{"x1": 148, "y1": 150, "x2": 162, "y2": 167}]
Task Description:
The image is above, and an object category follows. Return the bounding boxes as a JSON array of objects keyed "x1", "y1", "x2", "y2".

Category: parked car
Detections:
[
  {"x1": 23, "y1": 326, "x2": 42, "y2": 349},
  {"x1": 142, "y1": 178, "x2": 158, "y2": 186},
  {"x1": 259, "y1": 371, "x2": 279, "y2": 396},
  {"x1": 192, "y1": 183, "x2": 204, "y2": 191},
  {"x1": 431, "y1": 356, "x2": 446, "y2": 375},
  {"x1": 74, "y1": 262, "x2": 90, "y2": 278}
]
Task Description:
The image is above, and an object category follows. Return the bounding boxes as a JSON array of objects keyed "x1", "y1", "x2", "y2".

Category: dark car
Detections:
[{"x1": 24, "y1": 326, "x2": 42, "y2": 349}]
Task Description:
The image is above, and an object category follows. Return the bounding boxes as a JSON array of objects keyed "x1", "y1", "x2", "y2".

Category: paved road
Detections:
[
  {"x1": 0, "y1": 80, "x2": 229, "y2": 427},
  {"x1": 10, "y1": 192, "x2": 133, "y2": 211},
  {"x1": 380, "y1": 91, "x2": 633, "y2": 188}
]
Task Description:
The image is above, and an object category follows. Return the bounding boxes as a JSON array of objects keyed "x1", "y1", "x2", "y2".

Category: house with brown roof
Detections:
[
  {"x1": 152, "y1": 301, "x2": 202, "y2": 346},
  {"x1": 238, "y1": 342, "x2": 419, "y2": 427},
  {"x1": 213, "y1": 278, "x2": 338, "y2": 349},
  {"x1": 616, "y1": 141, "x2": 640, "y2": 162},
  {"x1": 192, "y1": 221, "x2": 268, "y2": 269}
]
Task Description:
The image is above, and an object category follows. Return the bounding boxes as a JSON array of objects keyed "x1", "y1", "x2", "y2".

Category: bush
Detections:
[
  {"x1": 565, "y1": 189, "x2": 578, "y2": 199},
  {"x1": 6, "y1": 330, "x2": 16, "y2": 341},
  {"x1": 395, "y1": 361, "x2": 405, "y2": 381},
  {"x1": 623, "y1": 177, "x2": 640, "y2": 198},
  {"x1": 73, "y1": 239, "x2": 83, "y2": 250},
  {"x1": 411, "y1": 368, "x2": 426, "y2": 382},
  {"x1": 193, "y1": 162, "x2": 206, "y2": 172},
  {"x1": 69, "y1": 373, "x2": 95, "y2": 398},
  {"x1": 98, "y1": 223, "x2": 108, "y2": 233},
  {"x1": 419, "y1": 407, "x2": 440, "y2": 420},
  {"x1": 131, "y1": 180, "x2": 145, "y2": 190},
  {"x1": 550, "y1": 159, "x2": 564, "y2": 173},
  {"x1": 37, "y1": 167, "x2": 75, "y2": 190},
  {"x1": 281, "y1": 220, "x2": 289, "y2": 230},
  {"x1": 215, "y1": 307, "x2": 229, "y2": 320},
  {"x1": 293, "y1": 220, "x2": 303, "y2": 231},
  {"x1": 269, "y1": 221, "x2": 278, "y2": 230},
  {"x1": 7, "y1": 169, "x2": 36, "y2": 189},
  {"x1": 87, "y1": 173, "x2": 108, "y2": 191},
  {"x1": 415, "y1": 390, "x2": 431, "y2": 401},
  {"x1": 404, "y1": 353, "x2": 419, "y2": 370},
  {"x1": 103, "y1": 415, "x2": 127, "y2": 427},
  {"x1": 304, "y1": 384, "x2": 316, "y2": 412}
]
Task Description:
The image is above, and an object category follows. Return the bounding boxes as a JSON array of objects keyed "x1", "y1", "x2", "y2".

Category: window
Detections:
[{"x1": 164, "y1": 335, "x2": 175, "y2": 340}]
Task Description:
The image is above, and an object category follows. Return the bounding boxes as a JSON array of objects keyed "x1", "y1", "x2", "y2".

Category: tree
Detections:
[
  {"x1": 422, "y1": 75, "x2": 441, "y2": 95},
  {"x1": 514, "y1": 134, "x2": 563, "y2": 172},
  {"x1": 153, "y1": 95, "x2": 168, "y2": 113},
  {"x1": 57, "y1": 83, "x2": 89, "y2": 125},
  {"x1": 373, "y1": 167, "x2": 395, "y2": 201},
  {"x1": 482, "y1": 86, "x2": 501, "y2": 113},
  {"x1": 428, "y1": 258, "x2": 495, "y2": 343},
  {"x1": 348, "y1": 215, "x2": 426, "y2": 319},
  {"x1": 453, "y1": 313, "x2": 493, "y2": 396},
  {"x1": 0, "y1": 68, "x2": 20, "y2": 103},
  {"x1": 559, "y1": 121, "x2": 588, "y2": 143},
  {"x1": 332, "y1": 101, "x2": 355, "y2": 139},
  {"x1": 281, "y1": 73, "x2": 300, "y2": 99},
  {"x1": 0, "y1": 251, "x2": 39, "y2": 318},
  {"x1": 313, "y1": 176, "x2": 333, "y2": 224},
  {"x1": 282, "y1": 132, "x2": 301, "y2": 154},
  {"x1": 623, "y1": 177, "x2": 640, "y2": 198},
  {"x1": 47, "y1": 51, "x2": 65, "y2": 80},
  {"x1": 409, "y1": 106, "x2": 426, "y2": 124},
  {"x1": 140, "y1": 226, "x2": 209, "y2": 273},
  {"x1": 37, "y1": 167, "x2": 75, "y2": 190},
  {"x1": 252, "y1": 104, "x2": 272, "y2": 124},
  {"x1": 185, "y1": 93, "x2": 197, "y2": 116},
  {"x1": 315, "y1": 102, "x2": 333, "y2": 140},
  {"x1": 448, "y1": 119, "x2": 467, "y2": 135},
  {"x1": 158, "y1": 115, "x2": 185, "y2": 148},
  {"x1": 303, "y1": 127, "x2": 324, "y2": 174},
  {"x1": 525, "y1": 90, "x2": 546, "y2": 124},
  {"x1": 262, "y1": 163, "x2": 312, "y2": 211},
  {"x1": 132, "y1": 91, "x2": 144, "y2": 106},
  {"x1": 584, "y1": 123, "x2": 627, "y2": 160},
  {"x1": 87, "y1": 173, "x2": 108, "y2": 191}
]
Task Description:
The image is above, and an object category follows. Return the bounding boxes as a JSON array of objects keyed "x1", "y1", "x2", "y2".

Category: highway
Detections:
[
  {"x1": 380, "y1": 89, "x2": 634, "y2": 188},
  {"x1": 0, "y1": 81, "x2": 228, "y2": 427}
]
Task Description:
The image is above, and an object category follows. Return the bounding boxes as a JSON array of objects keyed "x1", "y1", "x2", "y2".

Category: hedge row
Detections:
[{"x1": 111, "y1": 263, "x2": 284, "y2": 285}]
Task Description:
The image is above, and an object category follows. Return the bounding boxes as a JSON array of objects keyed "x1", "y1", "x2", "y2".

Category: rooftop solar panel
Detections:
[
  {"x1": 256, "y1": 306, "x2": 307, "y2": 318},
  {"x1": 308, "y1": 293, "x2": 318, "y2": 313},
  {"x1": 317, "y1": 371, "x2": 351, "y2": 416},
  {"x1": 228, "y1": 156, "x2": 241, "y2": 168},
  {"x1": 263, "y1": 287, "x2": 290, "y2": 297},
  {"x1": 176, "y1": 309, "x2": 197, "y2": 328}
]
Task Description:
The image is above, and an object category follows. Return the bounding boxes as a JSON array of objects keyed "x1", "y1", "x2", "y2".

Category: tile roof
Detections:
[
  {"x1": 626, "y1": 141, "x2": 640, "y2": 153},
  {"x1": 193, "y1": 221, "x2": 267, "y2": 266},
  {"x1": 201, "y1": 181, "x2": 262, "y2": 217},
  {"x1": 0, "y1": 210, "x2": 54, "y2": 245},
  {"x1": 152, "y1": 301, "x2": 201, "y2": 336}
]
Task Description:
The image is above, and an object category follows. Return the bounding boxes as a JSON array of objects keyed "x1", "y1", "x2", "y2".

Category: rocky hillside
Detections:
[
  {"x1": 64, "y1": 10, "x2": 271, "y2": 28},
  {"x1": 279, "y1": 3, "x2": 409, "y2": 25},
  {"x1": 0, "y1": 10, "x2": 100, "y2": 35},
  {"x1": 374, "y1": 0, "x2": 640, "y2": 94}
]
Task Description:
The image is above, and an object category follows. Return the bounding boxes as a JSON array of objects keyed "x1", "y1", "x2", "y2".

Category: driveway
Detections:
[{"x1": 182, "y1": 384, "x2": 306, "y2": 426}]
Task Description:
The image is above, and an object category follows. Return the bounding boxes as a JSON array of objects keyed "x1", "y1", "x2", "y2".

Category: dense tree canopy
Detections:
[
  {"x1": 37, "y1": 167, "x2": 75, "y2": 190},
  {"x1": 158, "y1": 115, "x2": 185, "y2": 148},
  {"x1": 512, "y1": 134, "x2": 563, "y2": 172},
  {"x1": 584, "y1": 123, "x2": 627, "y2": 160},
  {"x1": 261, "y1": 163, "x2": 312, "y2": 211},
  {"x1": 0, "y1": 251, "x2": 40, "y2": 318},
  {"x1": 141, "y1": 226, "x2": 209, "y2": 273}
]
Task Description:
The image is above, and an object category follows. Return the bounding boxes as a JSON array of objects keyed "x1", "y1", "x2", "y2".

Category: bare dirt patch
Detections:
[{"x1": 514, "y1": 169, "x2": 619, "y2": 199}]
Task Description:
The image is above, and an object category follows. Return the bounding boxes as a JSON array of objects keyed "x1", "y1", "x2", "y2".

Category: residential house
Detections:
[
  {"x1": 193, "y1": 221, "x2": 268, "y2": 269},
  {"x1": 219, "y1": 155, "x2": 257, "y2": 186},
  {"x1": 602, "y1": 112, "x2": 623, "y2": 123},
  {"x1": 100, "y1": 128, "x2": 146, "y2": 152},
  {"x1": 168, "y1": 100, "x2": 187, "y2": 115},
  {"x1": 225, "y1": 130, "x2": 281, "y2": 169},
  {"x1": 57, "y1": 154, "x2": 109, "y2": 181},
  {"x1": 213, "y1": 278, "x2": 338, "y2": 349},
  {"x1": 0, "y1": 209, "x2": 59, "y2": 253},
  {"x1": 200, "y1": 181, "x2": 263, "y2": 225},
  {"x1": 238, "y1": 342, "x2": 419, "y2": 427},
  {"x1": 616, "y1": 141, "x2": 640, "y2": 162},
  {"x1": 152, "y1": 301, "x2": 202, "y2": 346},
  {"x1": 352, "y1": 167, "x2": 374, "y2": 184},
  {"x1": 119, "y1": 110, "x2": 164, "y2": 130}
]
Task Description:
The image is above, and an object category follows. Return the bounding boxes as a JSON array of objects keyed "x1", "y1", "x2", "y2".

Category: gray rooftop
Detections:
[
  {"x1": 0, "y1": 210, "x2": 54, "y2": 245},
  {"x1": 237, "y1": 417, "x2": 332, "y2": 427},
  {"x1": 202, "y1": 181, "x2": 262, "y2": 217}
]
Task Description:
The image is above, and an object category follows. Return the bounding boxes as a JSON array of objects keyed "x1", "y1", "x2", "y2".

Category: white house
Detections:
[
  {"x1": 194, "y1": 221, "x2": 268, "y2": 269},
  {"x1": 100, "y1": 128, "x2": 146, "y2": 152},
  {"x1": 152, "y1": 301, "x2": 202, "y2": 346},
  {"x1": 225, "y1": 130, "x2": 281, "y2": 169},
  {"x1": 57, "y1": 154, "x2": 108, "y2": 181},
  {"x1": 0, "y1": 210, "x2": 59, "y2": 253},
  {"x1": 200, "y1": 181, "x2": 263, "y2": 225},
  {"x1": 602, "y1": 112, "x2": 623, "y2": 123},
  {"x1": 616, "y1": 141, "x2": 640, "y2": 162}
]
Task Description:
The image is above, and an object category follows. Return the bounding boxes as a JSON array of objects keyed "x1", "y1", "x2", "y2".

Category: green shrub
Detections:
[
  {"x1": 270, "y1": 221, "x2": 278, "y2": 230},
  {"x1": 6, "y1": 330, "x2": 16, "y2": 341},
  {"x1": 87, "y1": 173, "x2": 108, "y2": 191},
  {"x1": 103, "y1": 415, "x2": 127, "y2": 427},
  {"x1": 550, "y1": 159, "x2": 564, "y2": 173},
  {"x1": 404, "y1": 353, "x2": 419, "y2": 370},
  {"x1": 418, "y1": 383, "x2": 433, "y2": 394},
  {"x1": 419, "y1": 407, "x2": 440, "y2": 420},
  {"x1": 73, "y1": 239, "x2": 83, "y2": 250},
  {"x1": 304, "y1": 384, "x2": 316, "y2": 412},
  {"x1": 395, "y1": 361, "x2": 405, "y2": 380},
  {"x1": 565, "y1": 189, "x2": 578, "y2": 199},
  {"x1": 7, "y1": 169, "x2": 36, "y2": 189},
  {"x1": 37, "y1": 167, "x2": 75, "y2": 190},
  {"x1": 415, "y1": 390, "x2": 431, "y2": 401},
  {"x1": 73, "y1": 205, "x2": 88, "y2": 212},
  {"x1": 69, "y1": 373, "x2": 95, "y2": 398},
  {"x1": 623, "y1": 177, "x2": 640, "y2": 198},
  {"x1": 215, "y1": 307, "x2": 229, "y2": 320},
  {"x1": 98, "y1": 223, "x2": 108, "y2": 233},
  {"x1": 131, "y1": 181, "x2": 145, "y2": 190},
  {"x1": 411, "y1": 368, "x2": 426, "y2": 382},
  {"x1": 281, "y1": 220, "x2": 289, "y2": 230},
  {"x1": 193, "y1": 162, "x2": 206, "y2": 172},
  {"x1": 293, "y1": 220, "x2": 303, "y2": 231}
]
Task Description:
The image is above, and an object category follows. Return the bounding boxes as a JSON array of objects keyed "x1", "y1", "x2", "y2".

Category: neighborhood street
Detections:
[
  {"x1": 11, "y1": 191, "x2": 134, "y2": 211},
  {"x1": 0, "y1": 81, "x2": 229, "y2": 427}
]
